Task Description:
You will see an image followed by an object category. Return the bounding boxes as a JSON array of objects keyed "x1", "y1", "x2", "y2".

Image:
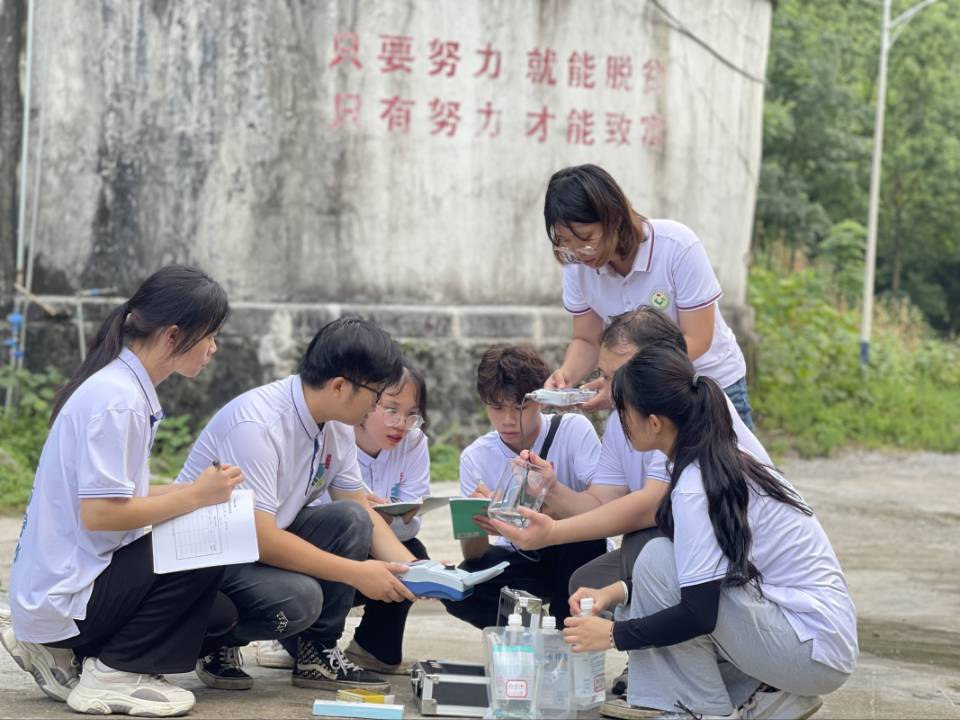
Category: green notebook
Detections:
[{"x1": 449, "y1": 498, "x2": 492, "y2": 539}]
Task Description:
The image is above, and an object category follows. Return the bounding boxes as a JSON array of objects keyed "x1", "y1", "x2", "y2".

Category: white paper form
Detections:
[{"x1": 151, "y1": 489, "x2": 259, "y2": 574}]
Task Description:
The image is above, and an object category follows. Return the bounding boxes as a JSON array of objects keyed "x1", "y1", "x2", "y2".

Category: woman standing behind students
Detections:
[
  {"x1": 555, "y1": 346, "x2": 857, "y2": 720},
  {"x1": 2, "y1": 266, "x2": 243, "y2": 718},
  {"x1": 257, "y1": 364, "x2": 431, "y2": 675},
  {"x1": 543, "y1": 164, "x2": 754, "y2": 427}
]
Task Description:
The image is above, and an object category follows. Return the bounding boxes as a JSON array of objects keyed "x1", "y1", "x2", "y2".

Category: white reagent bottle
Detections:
[{"x1": 572, "y1": 598, "x2": 606, "y2": 710}]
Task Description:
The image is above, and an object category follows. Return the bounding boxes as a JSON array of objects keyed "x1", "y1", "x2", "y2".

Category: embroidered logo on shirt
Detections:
[
  {"x1": 311, "y1": 454, "x2": 334, "y2": 494},
  {"x1": 650, "y1": 289, "x2": 671, "y2": 310}
]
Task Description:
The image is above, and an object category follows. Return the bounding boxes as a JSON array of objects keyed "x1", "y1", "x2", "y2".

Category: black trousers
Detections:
[
  {"x1": 351, "y1": 537, "x2": 429, "y2": 665},
  {"x1": 441, "y1": 539, "x2": 607, "y2": 629},
  {"x1": 49, "y1": 533, "x2": 237, "y2": 675}
]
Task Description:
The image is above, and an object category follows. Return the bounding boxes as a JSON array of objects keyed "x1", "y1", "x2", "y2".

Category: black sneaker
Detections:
[
  {"x1": 291, "y1": 639, "x2": 390, "y2": 691},
  {"x1": 196, "y1": 646, "x2": 254, "y2": 690},
  {"x1": 612, "y1": 663, "x2": 628, "y2": 697}
]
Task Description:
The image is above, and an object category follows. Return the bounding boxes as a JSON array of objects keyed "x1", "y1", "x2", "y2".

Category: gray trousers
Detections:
[
  {"x1": 216, "y1": 501, "x2": 373, "y2": 652},
  {"x1": 569, "y1": 527, "x2": 662, "y2": 594},
  {"x1": 621, "y1": 538, "x2": 850, "y2": 715}
]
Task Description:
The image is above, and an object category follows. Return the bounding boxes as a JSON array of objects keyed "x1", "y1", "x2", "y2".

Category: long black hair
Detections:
[
  {"x1": 611, "y1": 345, "x2": 812, "y2": 588},
  {"x1": 50, "y1": 265, "x2": 229, "y2": 425}
]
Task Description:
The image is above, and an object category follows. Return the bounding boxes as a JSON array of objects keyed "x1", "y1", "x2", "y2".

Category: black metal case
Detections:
[{"x1": 410, "y1": 659, "x2": 490, "y2": 717}]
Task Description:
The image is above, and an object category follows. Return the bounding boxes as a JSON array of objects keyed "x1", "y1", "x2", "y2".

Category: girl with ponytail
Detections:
[
  {"x1": 527, "y1": 345, "x2": 856, "y2": 719},
  {"x1": 4, "y1": 265, "x2": 244, "y2": 718}
]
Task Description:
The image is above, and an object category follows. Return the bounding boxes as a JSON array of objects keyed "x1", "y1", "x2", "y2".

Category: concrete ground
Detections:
[{"x1": 1, "y1": 450, "x2": 959, "y2": 719}]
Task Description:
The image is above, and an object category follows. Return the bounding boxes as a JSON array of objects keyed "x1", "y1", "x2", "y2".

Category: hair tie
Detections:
[{"x1": 691, "y1": 373, "x2": 700, "y2": 389}]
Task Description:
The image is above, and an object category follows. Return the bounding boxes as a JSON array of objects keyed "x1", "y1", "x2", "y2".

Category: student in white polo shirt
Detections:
[
  {"x1": 3, "y1": 265, "x2": 242, "y2": 718},
  {"x1": 537, "y1": 309, "x2": 771, "y2": 596},
  {"x1": 534, "y1": 346, "x2": 857, "y2": 720},
  {"x1": 508, "y1": 308, "x2": 772, "y2": 698},
  {"x1": 348, "y1": 363, "x2": 431, "y2": 673},
  {"x1": 440, "y1": 345, "x2": 605, "y2": 629},
  {"x1": 542, "y1": 164, "x2": 754, "y2": 428},
  {"x1": 255, "y1": 363, "x2": 432, "y2": 675},
  {"x1": 177, "y1": 317, "x2": 418, "y2": 694}
]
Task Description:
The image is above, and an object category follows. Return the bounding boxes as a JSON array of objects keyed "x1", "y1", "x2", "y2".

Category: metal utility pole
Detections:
[{"x1": 860, "y1": 0, "x2": 942, "y2": 368}]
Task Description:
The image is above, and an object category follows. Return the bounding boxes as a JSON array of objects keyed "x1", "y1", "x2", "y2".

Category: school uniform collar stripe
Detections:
[
  {"x1": 290, "y1": 375, "x2": 322, "y2": 441},
  {"x1": 117, "y1": 347, "x2": 162, "y2": 418},
  {"x1": 597, "y1": 222, "x2": 656, "y2": 276}
]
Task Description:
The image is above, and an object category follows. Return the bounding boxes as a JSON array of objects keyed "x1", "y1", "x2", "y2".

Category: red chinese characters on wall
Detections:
[
  {"x1": 526, "y1": 106, "x2": 555, "y2": 143},
  {"x1": 380, "y1": 96, "x2": 415, "y2": 133},
  {"x1": 605, "y1": 112, "x2": 631, "y2": 146},
  {"x1": 474, "y1": 43, "x2": 502, "y2": 79},
  {"x1": 330, "y1": 93, "x2": 362, "y2": 129},
  {"x1": 640, "y1": 113, "x2": 665, "y2": 150},
  {"x1": 378, "y1": 35, "x2": 414, "y2": 73},
  {"x1": 329, "y1": 33, "x2": 363, "y2": 70},
  {"x1": 429, "y1": 98, "x2": 462, "y2": 136},
  {"x1": 428, "y1": 39, "x2": 461, "y2": 77},
  {"x1": 606, "y1": 55, "x2": 633, "y2": 91},
  {"x1": 476, "y1": 101, "x2": 502, "y2": 138},
  {"x1": 567, "y1": 109, "x2": 595, "y2": 146},
  {"x1": 527, "y1": 48, "x2": 558, "y2": 86},
  {"x1": 326, "y1": 30, "x2": 666, "y2": 151},
  {"x1": 568, "y1": 51, "x2": 596, "y2": 89}
]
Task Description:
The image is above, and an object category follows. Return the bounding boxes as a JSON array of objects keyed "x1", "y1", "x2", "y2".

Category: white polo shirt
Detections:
[
  {"x1": 672, "y1": 462, "x2": 859, "y2": 674},
  {"x1": 562, "y1": 219, "x2": 747, "y2": 388},
  {"x1": 460, "y1": 413, "x2": 600, "y2": 548},
  {"x1": 594, "y1": 394, "x2": 771, "y2": 492},
  {"x1": 177, "y1": 375, "x2": 363, "y2": 530},
  {"x1": 10, "y1": 348, "x2": 162, "y2": 643},
  {"x1": 357, "y1": 429, "x2": 430, "y2": 543}
]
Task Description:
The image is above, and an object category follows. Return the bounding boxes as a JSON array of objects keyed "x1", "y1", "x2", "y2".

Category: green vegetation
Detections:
[
  {"x1": 757, "y1": 0, "x2": 960, "y2": 333},
  {"x1": 750, "y1": 265, "x2": 960, "y2": 457},
  {"x1": 428, "y1": 442, "x2": 460, "y2": 484},
  {"x1": 2, "y1": 2, "x2": 958, "y2": 513}
]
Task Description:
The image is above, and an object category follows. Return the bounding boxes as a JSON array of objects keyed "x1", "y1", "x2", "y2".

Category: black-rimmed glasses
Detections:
[{"x1": 349, "y1": 379, "x2": 386, "y2": 404}]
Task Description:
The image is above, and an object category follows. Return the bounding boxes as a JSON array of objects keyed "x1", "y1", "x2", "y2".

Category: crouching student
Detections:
[
  {"x1": 3, "y1": 266, "x2": 241, "y2": 718},
  {"x1": 349, "y1": 364, "x2": 432, "y2": 673},
  {"x1": 508, "y1": 308, "x2": 773, "y2": 697},
  {"x1": 256, "y1": 364, "x2": 432, "y2": 675},
  {"x1": 177, "y1": 317, "x2": 419, "y2": 693},
  {"x1": 441, "y1": 345, "x2": 605, "y2": 629},
  {"x1": 537, "y1": 346, "x2": 858, "y2": 720}
]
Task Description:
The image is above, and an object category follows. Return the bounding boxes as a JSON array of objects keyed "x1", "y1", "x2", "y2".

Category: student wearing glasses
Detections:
[
  {"x1": 256, "y1": 364, "x2": 431, "y2": 675},
  {"x1": 349, "y1": 363, "x2": 431, "y2": 673},
  {"x1": 543, "y1": 164, "x2": 754, "y2": 428},
  {"x1": 176, "y1": 318, "x2": 419, "y2": 693}
]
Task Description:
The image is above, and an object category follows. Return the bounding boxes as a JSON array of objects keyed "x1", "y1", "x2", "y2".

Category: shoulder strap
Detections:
[{"x1": 537, "y1": 414, "x2": 564, "y2": 460}]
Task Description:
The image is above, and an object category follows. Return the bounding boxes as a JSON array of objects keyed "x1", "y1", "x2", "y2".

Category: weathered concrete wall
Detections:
[{"x1": 4, "y1": 0, "x2": 772, "y2": 437}]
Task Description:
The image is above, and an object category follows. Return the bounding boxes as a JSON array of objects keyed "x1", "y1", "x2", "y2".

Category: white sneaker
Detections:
[
  {"x1": 1, "y1": 625, "x2": 80, "y2": 701},
  {"x1": 66, "y1": 657, "x2": 195, "y2": 717},
  {"x1": 255, "y1": 639, "x2": 294, "y2": 669},
  {"x1": 740, "y1": 688, "x2": 823, "y2": 720}
]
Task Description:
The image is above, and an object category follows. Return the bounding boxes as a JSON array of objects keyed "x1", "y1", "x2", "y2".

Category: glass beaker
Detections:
[{"x1": 488, "y1": 460, "x2": 549, "y2": 526}]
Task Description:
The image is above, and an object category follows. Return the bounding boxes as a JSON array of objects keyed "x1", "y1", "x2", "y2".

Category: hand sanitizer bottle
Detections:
[
  {"x1": 572, "y1": 598, "x2": 606, "y2": 710},
  {"x1": 486, "y1": 613, "x2": 538, "y2": 719},
  {"x1": 535, "y1": 616, "x2": 575, "y2": 719}
]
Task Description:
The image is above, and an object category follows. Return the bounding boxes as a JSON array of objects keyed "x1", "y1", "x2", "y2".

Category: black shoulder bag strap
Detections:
[{"x1": 537, "y1": 414, "x2": 564, "y2": 460}]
